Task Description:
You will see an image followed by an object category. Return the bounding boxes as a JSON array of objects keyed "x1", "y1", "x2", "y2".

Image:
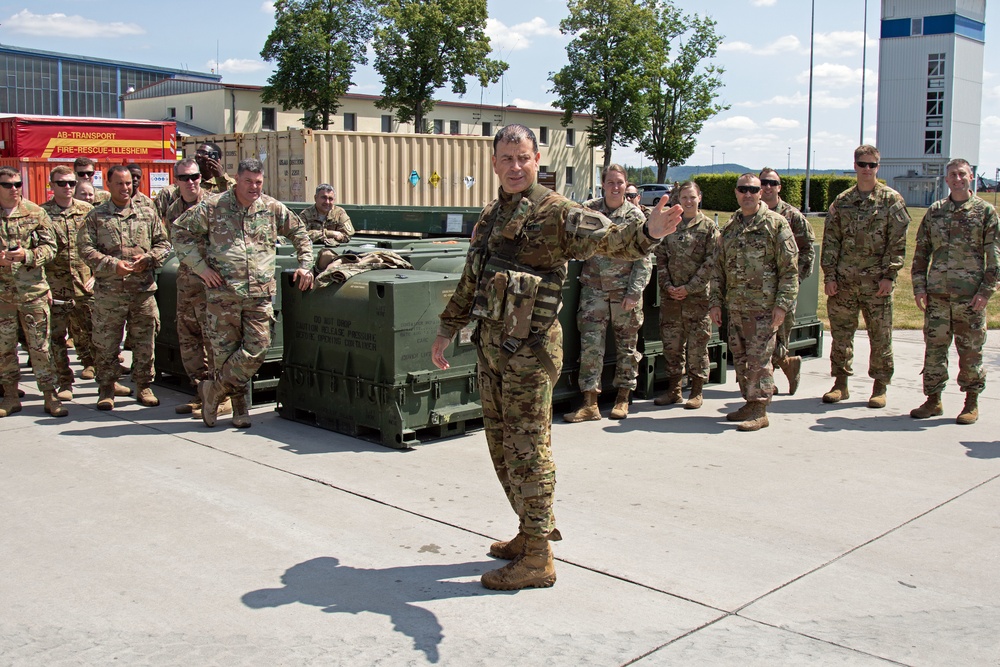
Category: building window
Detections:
[
  {"x1": 262, "y1": 107, "x2": 276, "y2": 131},
  {"x1": 926, "y1": 91, "x2": 943, "y2": 119},
  {"x1": 449, "y1": 120, "x2": 460, "y2": 135},
  {"x1": 925, "y1": 130, "x2": 942, "y2": 155},
  {"x1": 344, "y1": 112, "x2": 356, "y2": 131},
  {"x1": 539, "y1": 126, "x2": 548, "y2": 145},
  {"x1": 482, "y1": 122, "x2": 492, "y2": 137},
  {"x1": 928, "y1": 53, "x2": 945, "y2": 77},
  {"x1": 185, "y1": 105, "x2": 193, "y2": 121},
  {"x1": 433, "y1": 119, "x2": 444, "y2": 134},
  {"x1": 540, "y1": 165, "x2": 548, "y2": 173},
  {"x1": 927, "y1": 77, "x2": 945, "y2": 89},
  {"x1": 926, "y1": 119, "x2": 943, "y2": 128},
  {"x1": 911, "y1": 18, "x2": 923, "y2": 36},
  {"x1": 167, "y1": 107, "x2": 176, "y2": 118},
  {"x1": 381, "y1": 115, "x2": 393, "y2": 133},
  {"x1": 566, "y1": 129, "x2": 575, "y2": 147},
  {"x1": 925, "y1": 164, "x2": 943, "y2": 176},
  {"x1": 565, "y1": 166, "x2": 574, "y2": 185}
]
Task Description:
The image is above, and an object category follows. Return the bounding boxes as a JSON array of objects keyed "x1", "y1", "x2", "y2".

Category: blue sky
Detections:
[{"x1": 3, "y1": 0, "x2": 997, "y2": 175}]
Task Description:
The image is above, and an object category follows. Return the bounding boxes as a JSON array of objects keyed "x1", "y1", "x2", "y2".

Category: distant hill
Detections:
[{"x1": 633, "y1": 164, "x2": 849, "y2": 184}]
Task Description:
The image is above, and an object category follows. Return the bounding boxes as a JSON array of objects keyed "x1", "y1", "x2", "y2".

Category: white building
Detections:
[{"x1": 875, "y1": 0, "x2": 986, "y2": 206}]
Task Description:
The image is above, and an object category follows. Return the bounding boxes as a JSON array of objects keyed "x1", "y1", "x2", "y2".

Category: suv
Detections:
[{"x1": 638, "y1": 183, "x2": 672, "y2": 206}]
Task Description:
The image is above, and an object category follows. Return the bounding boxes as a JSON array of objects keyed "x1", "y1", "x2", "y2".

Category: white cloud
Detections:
[
  {"x1": 508, "y1": 98, "x2": 558, "y2": 111},
  {"x1": 765, "y1": 117, "x2": 800, "y2": 129},
  {"x1": 720, "y1": 34, "x2": 800, "y2": 56},
  {"x1": 207, "y1": 59, "x2": 268, "y2": 74},
  {"x1": 710, "y1": 116, "x2": 759, "y2": 131},
  {"x1": 261, "y1": 2, "x2": 275, "y2": 12},
  {"x1": 5, "y1": 9, "x2": 144, "y2": 38},
  {"x1": 814, "y1": 30, "x2": 875, "y2": 57},
  {"x1": 487, "y1": 17, "x2": 561, "y2": 53},
  {"x1": 751, "y1": 0, "x2": 777, "y2": 6},
  {"x1": 795, "y1": 63, "x2": 870, "y2": 88},
  {"x1": 982, "y1": 115, "x2": 1000, "y2": 128},
  {"x1": 737, "y1": 90, "x2": 857, "y2": 110}
]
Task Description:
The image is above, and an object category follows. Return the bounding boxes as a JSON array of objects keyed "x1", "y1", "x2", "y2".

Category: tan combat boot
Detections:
[
  {"x1": 199, "y1": 379, "x2": 225, "y2": 427},
  {"x1": 563, "y1": 390, "x2": 601, "y2": 422},
  {"x1": 956, "y1": 392, "x2": 979, "y2": 425},
  {"x1": 488, "y1": 531, "x2": 527, "y2": 560},
  {"x1": 726, "y1": 401, "x2": 754, "y2": 422},
  {"x1": 231, "y1": 394, "x2": 251, "y2": 428},
  {"x1": 781, "y1": 356, "x2": 802, "y2": 395},
  {"x1": 737, "y1": 402, "x2": 769, "y2": 432},
  {"x1": 609, "y1": 388, "x2": 631, "y2": 419},
  {"x1": 43, "y1": 390, "x2": 68, "y2": 417},
  {"x1": 136, "y1": 384, "x2": 160, "y2": 407},
  {"x1": 868, "y1": 380, "x2": 888, "y2": 409},
  {"x1": 175, "y1": 395, "x2": 202, "y2": 415},
  {"x1": 56, "y1": 385, "x2": 73, "y2": 402},
  {"x1": 80, "y1": 366, "x2": 96, "y2": 380},
  {"x1": 822, "y1": 375, "x2": 850, "y2": 403},
  {"x1": 909, "y1": 392, "x2": 942, "y2": 419},
  {"x1": 0, "y1": 384, "x2": 22, "y2": 417},
  {"x1": 653, "y1": 376, "x2": 683, "y2": 406},
  {"x1": 114, "y1": 382, "x2": 133, "y2": 397},
  {"x1": 684, "y1": 378, "x2": 704, "y2": 410},
  {"x1": 96, "y1": 385, "x2": 115, "y2": 411},
  {"x1": 481, "y1": 536, "x2": 556, "y2": 590}
]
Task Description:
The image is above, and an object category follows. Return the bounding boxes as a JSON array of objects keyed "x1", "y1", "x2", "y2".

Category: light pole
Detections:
[
  {"x1": 787, "y1": 146, "x2": 791, "y2": 171},
  {"x1": 860, "y1": 0, "x2": 868, "y2": 145},
  {"x1": 722, "y1": 152, "x2": 726, "y2": 170},
  {"x1": 711, "y1": 145, "x2": 715, "y2": 173},
  {"x1": 804, "y1": 0, "x2": 816, "y2": 214}
]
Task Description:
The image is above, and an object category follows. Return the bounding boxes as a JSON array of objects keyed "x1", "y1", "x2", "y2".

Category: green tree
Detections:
[
  {"x1": 626, "y1": 165, "x2": 656, "y2": 184},
  {"x1": 373, "y1": 0, "x2": 507, "y2": 133},
  {"x1": 550, "y1": 0, "x2": 660, "y2": 169},
  {"x1": 638, "y1": 8, "x2": 728, "y2": 183},
  {"x1": 260, "y1": 0, "x2": 378, "y2": 130}
]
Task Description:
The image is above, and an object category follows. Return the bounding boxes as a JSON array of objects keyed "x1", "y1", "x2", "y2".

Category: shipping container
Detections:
[
  {"x1": 181, "y1": 130, "x2": 500, "y2": 207},
  {"x1": 0, "y1": 114, "x2": 176, "y2": 161}
]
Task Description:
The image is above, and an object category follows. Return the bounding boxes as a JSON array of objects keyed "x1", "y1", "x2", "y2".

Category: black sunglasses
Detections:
[
  {"x1": 0, "y1": 181, "x2": 23, "y2": 189},
  {"x1": 736, "y1": 185, "x2": 761, "y2": 194},
  {"x1": 76, "y1": 171, "x2": 95, "y2": 178},
  {"x1": 625, "y1": 192, "x2": 639, "y2": 198},
  {"x1": 760, "y1": 179, "x2": 780, "y2": 187},
  {"x1": 856, "y1": 161, "x2": 879, "y2": 169},
  {"x1": 176, "y1": 173, "x2": 201, "y2": 182},
  {"x1": 53, "y1": 180, "x2": 77, "y2": 188}
]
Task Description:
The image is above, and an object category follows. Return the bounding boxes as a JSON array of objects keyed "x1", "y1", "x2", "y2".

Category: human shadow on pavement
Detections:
[
  {"x1": 960, "y1": 441, "x2": 1000, "y2": 459},
  {"x1": 242, "y1": 556, "x2": 496, "y2": 663},
  {"x1": 809, "y1": 413, "x2": 936, "y2": 432}
]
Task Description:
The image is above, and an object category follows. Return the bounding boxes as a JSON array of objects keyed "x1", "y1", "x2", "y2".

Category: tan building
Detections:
[{"x1": 123, "y1": 79, "x2": 603, "y2": 202}]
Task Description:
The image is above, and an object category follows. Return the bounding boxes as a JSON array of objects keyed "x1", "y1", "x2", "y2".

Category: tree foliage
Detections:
[
  {"x1": 260, "y1": 0, "x2": 378, "y2": 130},
  {"x1": 549, "y1": 0, "x2": 660, "y2": 169},
  {"x1": 373, "y1": 0, "x2": 507, "y2": 133},
  {"x1": 638, "y1": 7, "x2": 728, "y2": 183}
]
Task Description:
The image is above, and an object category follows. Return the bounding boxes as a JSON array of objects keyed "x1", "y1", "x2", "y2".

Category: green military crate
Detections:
[
  {"x1": 284, "y1": 203, "x2": 480, "y2": 237},
  {"x1": 275, "y1": 268, "x2": 481, "y2": 449}
]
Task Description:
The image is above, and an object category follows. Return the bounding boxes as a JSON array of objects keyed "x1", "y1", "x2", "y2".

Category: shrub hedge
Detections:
[{"x1": 691, "y1": 173, "x2": 861, "y2": 213}]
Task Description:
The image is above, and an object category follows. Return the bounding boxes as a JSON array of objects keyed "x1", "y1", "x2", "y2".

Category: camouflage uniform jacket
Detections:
[
  {"x1": 79, "y1": 198, "x2": 171, "y2": 294},
  {"x1": 438, "y1": 183, "x2": 661, "y2": 338},
  {"x1": 772, "y1": 198, "x2": 815, "y2": 282},
  {"x1": 912, "y1": 194, "x2": 1000, "y2": 299},
  {"x1": 578, "y1": 197, "x2": 652, "y2": 297},
  {"x1": 164, "y1": 190, "x2": 208, "y2": 227},
  {"x1": 0, "y1": 199, "x2": 57, "y2": 304},
  {"x1": 133, "y1": 191, "x2": 156, "y2": 209},
  {"x1": 41, "y1": 198, "x2": 94, "y2": 300},
  {"x1": 653, "y1": 211, "x2": 719, "y2": 298},
  {"x1": 93, "y1": 189, "x2": 111, "y2": 205},
  {"x1": 172, "y1": 191, "x2": 313, "y2": 299},
  {"x1": 155, "y1": 174, "x2": 234, "y2": 221},
  {"x1": 712, "y1": 202, "x2": 799, "y2": 313},
  {"x1": 821, "y1": 181, "x2": 909, "y2": 286},
  {"x1": 300, "y1": 204, "x2": 355, "y2": 245}
]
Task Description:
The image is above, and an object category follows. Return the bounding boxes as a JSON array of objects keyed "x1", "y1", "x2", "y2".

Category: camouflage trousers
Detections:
[
  {"x1": 659, "y1": 295, "x2": 712, "y2": 381},
  {"x1": 576, "y1": 285, "x2": 642, "y2": 392},
  {"x1": 827, "y1": 280, "x2": 894, "y2": 382},
  {"x1": 177, "y1": 267, "x2": 213, "y2": 384},
  {"x1": 92, "y1": 291, "x2": 159, "y2": 387},
  {"x1": 205, "y1": 291, "x2": 273, "y2": 396},
  {"x1": 50, "y1": 296, "x2": 95, "y2": 387},
  {"x1": 771, "y1": 297, "x2": 797, "y2": 365},
  {"x1": 0, "y1": 297, "x2": 56, "y2": 391},
  {"x1": 727, "y1": 307, "x2": 777, "y2": 403},
  {"x1": 920, "y1": 294, "x2": 986, "y2": 395},
  {"x1": 477, "y1": 320, "x2": 562, "y2": 540}
]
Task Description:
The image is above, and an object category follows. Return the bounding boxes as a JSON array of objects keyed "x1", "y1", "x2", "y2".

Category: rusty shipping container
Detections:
[{"x1": 180, "y1": 130, "x2": 500, "y2": 207}]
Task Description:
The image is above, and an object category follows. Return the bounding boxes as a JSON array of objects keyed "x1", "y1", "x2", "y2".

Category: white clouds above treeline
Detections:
[
  {"x1": 487, "y1": 17, "x2": 562, "y2": 53},
  {"x1": 4, "y1": 9, "x2": 143, "y2": 38},
  {"x1": 720, "y1": 31, "x2": 874, "y2": 58}
]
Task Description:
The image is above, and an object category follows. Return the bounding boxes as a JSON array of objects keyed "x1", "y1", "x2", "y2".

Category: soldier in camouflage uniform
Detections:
[
  {"x1": 41, "y1": 165, "x2": 96, "y2": 398},
  {"x1": 760, "y1": 168, "x2": 815, "y2": 395},
  {"x1": 0, "y1": 166, "x2": 67, "y2": 418},
  {"x1": 431, "y1": 125, "x2": 681, "y2": 590},
  {"x1": 173, "y1": 158, "x2": 314, "y2": 429},
  {"x1": 710, "y1": 174, "x2": 798, "y2": 432},
  {"x1": 74, "y1": 181, "x2": 96, "y2": 205},
  {"x1": 821, "y1": 145, "x2": 910, "y2": 408},
  {"x1": 652, "y1": 181, "x2": 719, "y2": 410},
  {"x1": 127, "y1": 164, "x2": 156, "y2": 209},
  {"x1": 74, "y1": 158, "x2": 110, "y2": 205},
  {"x1": 625, "y1": 184, "x2": 651, "y2": 219},
  {"x1": 163, "y1": 159, "x2": 231, "y2": 419},
  {"x1": 300, "y1": 184, "x2": 355, "y2": 246},
  {"x1": 563, "y1": 164, "x2": 651, "y2": 422},
  {"x1": 909, "y1": 158, "x2": 1000, "y2": 425},
  {"x1": 80, "y1": 165, "x2": 172, "y2": 411},
  {"x1": 155, "y1": 142, "x2": 235, "y2": 221}
]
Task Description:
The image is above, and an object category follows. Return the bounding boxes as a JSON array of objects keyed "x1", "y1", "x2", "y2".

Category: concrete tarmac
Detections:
[{"x1": 1, "y1": 330, "x2": 998, "y2": 666}]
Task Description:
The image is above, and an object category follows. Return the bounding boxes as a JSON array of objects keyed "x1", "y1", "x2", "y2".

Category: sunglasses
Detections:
[
  {"x1": 625, "y1": 192, "x2": 639, "y2": 198},
  {"x1": 76, "y1": 171, "x2": 95, "y2": 178},
  {"x1": 736, "y1": 185, "x2": 761, "y2": 194},
  {"x1": 53, "y1": 180, "x2": 77, "y2": 188},
  {"x1": 856, "y1": 161, "x2": 879, "y2": 169},
  {"x1": 0, "y1": 181, "x2": 23, "y2": 189},
  {"x1": 176, "y1": 173, "x2": 201, "y2": 182},
  {"x1": 760, "y1": 179, "x2": 780, "y2": 187}
]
